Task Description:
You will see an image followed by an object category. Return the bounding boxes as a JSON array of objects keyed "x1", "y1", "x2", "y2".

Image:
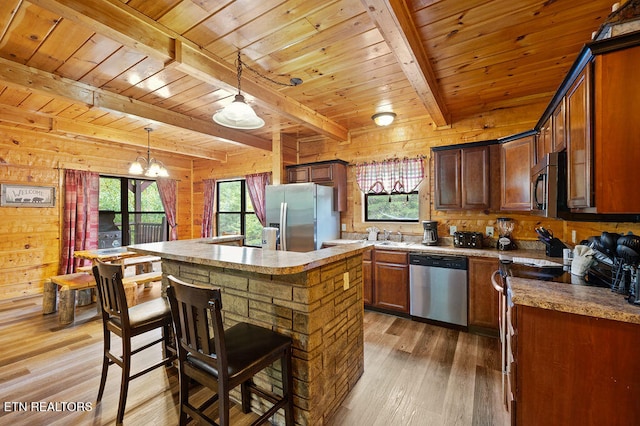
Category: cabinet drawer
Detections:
[
  {"x1": 374, "y1": 250, "x2": 407, "y2": 264},
  {"x1": 363, "y1": 250, "x2": 372, "y2": 261}
]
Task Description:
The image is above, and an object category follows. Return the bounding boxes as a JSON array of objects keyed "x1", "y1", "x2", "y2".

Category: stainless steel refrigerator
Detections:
[{"x1": 265, "y1": 183, "x2": 339, "y2": 252}]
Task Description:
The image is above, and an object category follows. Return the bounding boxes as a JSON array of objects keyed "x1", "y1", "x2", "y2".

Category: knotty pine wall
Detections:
[{"x1": 0, "y1": 127, "x2": 194, "y2": 300}]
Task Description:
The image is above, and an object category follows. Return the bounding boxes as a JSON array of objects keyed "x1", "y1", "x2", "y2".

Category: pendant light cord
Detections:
[{"x1": 236, "y1": 52, "x2": 302, "y2": 88}]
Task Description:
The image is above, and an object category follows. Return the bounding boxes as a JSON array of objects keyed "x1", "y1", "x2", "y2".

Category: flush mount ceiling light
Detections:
[
  {"x1": 213, "y1": 52, "x2": 302, "y2": 130},
  {"x1": 129, "y1": 127, "x2": 169, "y2": 178},
  {"x1": 372, "y1": 112, "x2": 397, "y2": 126}
]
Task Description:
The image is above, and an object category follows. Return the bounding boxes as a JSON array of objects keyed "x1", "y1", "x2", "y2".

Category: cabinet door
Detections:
[
  {"x1": 594, "y1": 46, "x2": 640, "y2": 213},
  {"x1": 500, "y1": 136, "x2": 533, "y2": 211},
  {"x1": 309, "y1": 164, "x2": 333, "y2": 182},
  {"x1": 362, "y1": 251, "x2": 373, "y2": 306},
  {"x1": 461, "y1": 146, "x2": 490, "y2": 209},
  {"x1": 566, "y1": 64, "x2": 593, "y2": 210},
  {"x1": 287, "y1": 166, "x2": 310, "y2": 183},
  {"x1": 552, "y1": 98, "x2": 566, "y2": 152},
  {"x1": 434, "y1": 149, "x2": 461, "y2": 210},
  {"x1": 536, "y1": 118, "x2": 551, "y2": 165},
  {"x1": 373, "y1": 250, "x2": 409, "y2": 313},
  {"x1": 468, "y1": 257, "x2": 499, "y2": 333}
]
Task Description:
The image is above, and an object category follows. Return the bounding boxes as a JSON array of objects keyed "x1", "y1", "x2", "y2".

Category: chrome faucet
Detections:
[
  {"x1": 397, "y1": 231, "x2": 402, "y2": 242},
  {"x1": 383, "y1": 229, "x2": 390, "y2": 241}
]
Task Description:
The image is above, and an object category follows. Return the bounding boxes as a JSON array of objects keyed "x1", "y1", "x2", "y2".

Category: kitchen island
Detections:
[{"x1": 128, "y1": 238, "x2": 370, "y2": 425}]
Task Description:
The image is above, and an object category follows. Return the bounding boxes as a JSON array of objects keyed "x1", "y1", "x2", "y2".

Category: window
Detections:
[
  {"x1": 216, "y1": 180, "x2": 262, "y2": 246},
  {"x1": 99, "y1": 176, "x2": 167, "y2": 246},
  {"x1": 364, "y1": 192, "x2": 419, "y2": 222}
]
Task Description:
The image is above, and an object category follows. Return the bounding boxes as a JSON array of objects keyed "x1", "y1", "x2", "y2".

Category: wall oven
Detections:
[{"x1": 530, "y1": 151, "x2": 566, "y2": 217}]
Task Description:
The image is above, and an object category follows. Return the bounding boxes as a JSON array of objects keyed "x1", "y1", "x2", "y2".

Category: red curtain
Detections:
[
  {"x1": 201, "y1": 178, "x2": 216, "y2": 238},
  {"x1": 157, "y1": 178, "x2": 178, "y2": 240},
  {"x1": 245, "y1": 172, "x2": 270, "y2": 226},
  {"x1": 59, "y1": 169, "x2": 99, "y2": 274}
]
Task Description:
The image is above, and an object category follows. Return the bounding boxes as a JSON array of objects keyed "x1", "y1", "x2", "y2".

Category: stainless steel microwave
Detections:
[{"x1": 530, "y1": 151, "x2": 566, "y2": 217}]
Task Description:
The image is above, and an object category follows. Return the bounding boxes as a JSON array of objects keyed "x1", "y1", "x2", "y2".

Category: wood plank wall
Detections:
[
  {"x1": 0, "y1": 127, "x2": 193, "y2": 299},
  {"x1": 4, "y1": 102, "x2": 640, "y2": 299}
]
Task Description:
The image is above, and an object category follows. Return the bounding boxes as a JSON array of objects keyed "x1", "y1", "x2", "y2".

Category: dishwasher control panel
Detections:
[{"x1": 409, "y1": 253, "x2": 467, "y2": 270}]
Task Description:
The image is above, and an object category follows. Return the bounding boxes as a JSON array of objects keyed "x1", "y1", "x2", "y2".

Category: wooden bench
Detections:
[
  {"x1": 123, "y1": 255, "x2": 161, "y2": 274},
  {"x1": 43, "y1": 273, "x2": 97, "y2": 324},
  {"x1": 121, "y1": 271, "x2": 163, "y2": 306},
  {"x1": 43, "y1": 270, "x2": 163, "y2": 324}
]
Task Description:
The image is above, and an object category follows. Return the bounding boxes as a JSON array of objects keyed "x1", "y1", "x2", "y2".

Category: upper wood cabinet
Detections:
[
  {"x1": 287, "y1": 160, "x2": 348, "y2": 211},
  {"x1": 565, "y1": 64, "x2": 593, "y2": 210},
  {"x1": 434, "y1": 145, "x2": 491, "y2": 210},
  {"x1": 552, "y1": 98, "x2": 566, "y2": 152},
  {"x1": 593, "y1": 44, "x2": 640, "y2": 214},
  {"x1": 535, "y1": 117, "x2": 551, "y2": 166},
  {"x1": 500, "y1": 135, "x2": 533, "y2": 211}
]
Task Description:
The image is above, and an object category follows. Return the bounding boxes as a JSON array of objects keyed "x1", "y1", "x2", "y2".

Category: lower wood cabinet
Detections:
[
  {"x1": 468, "y1": 257, "x2": 499, "y2": 334},
  {"x1": 513, "y1": 305, "x2": 640, "y2": 425},
  {"x1": 362, "y1": 250, "x2": 373, "y2": 305},
  {"x1": 373, "y1": 250, "x2": 409, "y2": 313},
  {"x1": 363, "y1": 249, "x2": 409, "y2": 314}
]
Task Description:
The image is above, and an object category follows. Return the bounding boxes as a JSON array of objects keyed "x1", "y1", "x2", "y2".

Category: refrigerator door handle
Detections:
[{"x1": 280, "y1": 202, "x2": 288, "y2": 251}]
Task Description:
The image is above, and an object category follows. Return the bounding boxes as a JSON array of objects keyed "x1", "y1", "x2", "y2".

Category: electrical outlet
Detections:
[
  {"x1": 572, "y1": 230, "x2": 577, "y2": 244},
  {"x1": 449, "y1": 225, "x2": 457, "y2": 235},
  {"x1": 341, "y1": 223, "x2": 346, "y2": 231},
  {"x1": 486, "y1": 226, "x2": 494, "y2": 238},
  {"x1": 343, "y1": 272, "x2": 350, "y2": 290}
]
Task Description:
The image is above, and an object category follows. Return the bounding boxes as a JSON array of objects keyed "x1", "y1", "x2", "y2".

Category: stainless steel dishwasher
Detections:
[{"x1": 409, "y1": 253, "x2": 468, "y2": 327}]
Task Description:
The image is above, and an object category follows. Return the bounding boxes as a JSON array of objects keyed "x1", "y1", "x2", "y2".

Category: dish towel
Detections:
[{"x1": 571, "y1": 245, "x2": 596, "y2": 276}]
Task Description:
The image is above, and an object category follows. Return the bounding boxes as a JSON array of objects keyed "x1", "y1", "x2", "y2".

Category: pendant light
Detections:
[
  {"x1": 129, "y1": 128, "x2": 169, "y2": 177},
  {"x1": 213, "y1": 52, "x2": 265, "y2": 130}
]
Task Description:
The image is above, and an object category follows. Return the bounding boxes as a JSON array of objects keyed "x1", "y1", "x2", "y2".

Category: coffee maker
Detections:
[
  {"x1": 496, "y1": 217, "x2": 516, "y2": 250},
  {"x1": 422, "y1": 220, "x2": 438, "y2": 246}
]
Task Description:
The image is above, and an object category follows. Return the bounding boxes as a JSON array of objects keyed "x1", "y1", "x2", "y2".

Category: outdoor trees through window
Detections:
[
  {"x1": 365, "y1": 192, "x2": 419, "y2": 222},
  {"x1": 217, "y1": 180, "x2": 262, "y2": 246}
]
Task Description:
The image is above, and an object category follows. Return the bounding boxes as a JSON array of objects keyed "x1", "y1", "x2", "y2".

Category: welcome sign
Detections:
[{"x1": 1, "y1": 184, "x2": 56, "y2": 207}]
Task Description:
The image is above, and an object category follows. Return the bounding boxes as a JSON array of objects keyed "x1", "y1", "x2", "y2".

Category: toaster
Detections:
[{"x1": 453, "y1": 231, "x2": 483, "y2": 248}]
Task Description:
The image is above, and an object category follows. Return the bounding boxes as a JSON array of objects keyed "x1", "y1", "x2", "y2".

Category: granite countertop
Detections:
[
  {"x1": 508, "y1": 276, "x2": 640, "y2": 325},
  {"x1": 128, "y1": 238, "x2": 371, "y2": 275},
  {"x1": 323, "y1": 238, "x2": 550, "y2": 261}
]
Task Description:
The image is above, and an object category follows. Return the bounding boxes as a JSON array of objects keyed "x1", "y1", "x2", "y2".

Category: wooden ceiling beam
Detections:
[
  {"x1": 0, "y1": 102, "x2": 227, "y2": 161},
  {"x1": 52, "y1": 119, "x2": 228, "y2": 162},
  {"x1": 28, "y1": 0, "x2": 349, "y2": 142},
  {"x1": 362, "y1": 0, "x2": 450, "y2": 128},
  {"x1": 0, "y1": 57, "x2": 271, "y2": 153}
]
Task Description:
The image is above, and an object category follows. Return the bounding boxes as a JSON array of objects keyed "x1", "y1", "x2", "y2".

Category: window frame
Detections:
[{"x1": 363, "y1": 191, "x2": 420, "y2": 223}]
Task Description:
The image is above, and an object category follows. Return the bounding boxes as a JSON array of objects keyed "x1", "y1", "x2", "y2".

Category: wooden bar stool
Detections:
[
  {"x1": 166, "y1": 275, "x2": 294, "y2": 426},
  {"x1": 92, "y1": 260, "x2": 176, "y2": 425}
]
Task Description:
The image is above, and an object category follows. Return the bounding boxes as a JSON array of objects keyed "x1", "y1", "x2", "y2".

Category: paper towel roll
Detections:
[{"x1": 262, "y1": 227, "x2": 278, "y2": 250}]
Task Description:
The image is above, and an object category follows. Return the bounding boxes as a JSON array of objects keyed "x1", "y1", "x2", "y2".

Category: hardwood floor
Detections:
[{"x1": 0, "y1": 287, "x2": 508, "y2": 425}]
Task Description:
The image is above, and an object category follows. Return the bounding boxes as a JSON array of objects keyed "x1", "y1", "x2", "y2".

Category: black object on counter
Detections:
[{"x1": 544, "y1": 237, "x2": 566, "y2": 258}]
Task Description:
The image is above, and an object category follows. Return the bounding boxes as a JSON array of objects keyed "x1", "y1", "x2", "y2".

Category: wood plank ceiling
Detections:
[{"x1": 0, "y1": 0, "x2": 617, "y2": 162}]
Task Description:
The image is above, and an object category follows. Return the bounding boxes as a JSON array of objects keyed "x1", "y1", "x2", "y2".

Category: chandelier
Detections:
[
  {"x1": 129, "y1": 128, "x2": 169, "y2": 177},
  {"x1": 213, "y1": 52, "x2": 302, "y2": 130}
]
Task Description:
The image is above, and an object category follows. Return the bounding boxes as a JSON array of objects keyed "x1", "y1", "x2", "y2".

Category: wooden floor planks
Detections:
[{"x1": 0, "y1": 288, "x2": 508, "y2": 425}]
